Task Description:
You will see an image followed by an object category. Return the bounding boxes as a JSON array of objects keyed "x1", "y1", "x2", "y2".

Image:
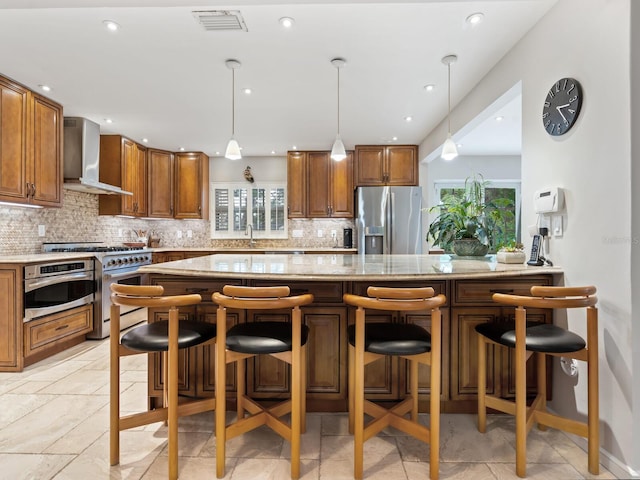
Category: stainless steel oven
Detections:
[{"x1": 24, "y1": 259, "x2": 95, "y2": 322}]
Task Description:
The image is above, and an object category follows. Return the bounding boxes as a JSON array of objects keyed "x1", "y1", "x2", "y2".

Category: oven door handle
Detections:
[
  {"x1": 103, "y1": 269, "x2": 141, "y2": 281},
  {"x1": 24, "y1": 271, "x2": 94, "y2": 292}
]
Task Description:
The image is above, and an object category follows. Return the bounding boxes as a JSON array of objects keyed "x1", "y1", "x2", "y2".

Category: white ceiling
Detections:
[{"x1": 0, "y1": 1, "x2": 554, "y2": 159}]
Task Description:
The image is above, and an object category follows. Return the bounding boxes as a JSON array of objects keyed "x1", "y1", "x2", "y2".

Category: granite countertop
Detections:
[
  {"x1": 138, "y1": 253, "x2": 562, "y2": 281},
  {"x1": 149, "y1": 247, "x2": 358, "y2": 253}
]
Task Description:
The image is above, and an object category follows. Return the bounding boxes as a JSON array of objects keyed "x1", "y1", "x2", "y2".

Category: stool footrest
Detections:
[{"x1": 119, "y1": 397, "x2": 216, "y2": 431}]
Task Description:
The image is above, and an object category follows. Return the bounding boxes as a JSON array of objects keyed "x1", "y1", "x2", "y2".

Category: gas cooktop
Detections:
[{"x1": 42, "y1": 242, "x2": 145, "y2": 253}]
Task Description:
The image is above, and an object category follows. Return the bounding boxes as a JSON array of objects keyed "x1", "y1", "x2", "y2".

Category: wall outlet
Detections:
[
  {"x1": 38, "y1": 225, "x2": 45, "y2": 237},
  {"x1": 176, "y1": 230, "x2": 182, "y2": 238},
  {"x1": 292, "y1": 229, "x2": 304, "y2": 238},
  {"x1": 118, "y1": 228, "x2": 123, "y2": 237},
  {"x1": 187, "y1": 229, "x2": 193, "y2": 238},
  {"x1": 317, "y1": 229, "x2": 324, "y2": 238},
  {"x1": 330, "y1": 229, "x2": 337, "y2": 238},
  {"x1": 552, "y1": 215, "x2": 563, "y2": 237}
]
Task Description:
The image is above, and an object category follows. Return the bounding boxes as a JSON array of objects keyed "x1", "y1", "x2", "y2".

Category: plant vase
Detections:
[
  {"x1": 496, "y1": 250, "x2": 526, "y2": 264},
  {"x1": 452, "y1": 238, "x2": 489, "y2": 257}
]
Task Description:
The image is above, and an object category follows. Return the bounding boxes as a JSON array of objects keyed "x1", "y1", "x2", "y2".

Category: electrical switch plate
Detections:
[
  {"x1": 176, "y1": 230, "x2": 182, "y2": 238},
  {"x1": 330, "y1": 230, "x2": 337, "y2": 238},
  {"x1": 118, "y1": 228, "x2": 123, "y2": 237},
  {"x1": 552, "y1": 215, "x2": 563, "y2": 237},
  {"x1": 292, "y1": 229, "x2": 303, "y2": 238},
  {"x1": 317, "y1": 229, "x2": 324, "y2": 238},
  {"x1": 38, "y1": 225, "x2": 45, "y2": 237},
  {"x1": 187, "y1": 230, "x2": 193, "y2": 238}
]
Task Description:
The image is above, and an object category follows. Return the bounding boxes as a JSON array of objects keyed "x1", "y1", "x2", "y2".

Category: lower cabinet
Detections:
[{"x1": 145, "y1": 274, "x2": 554, "y2": 412}]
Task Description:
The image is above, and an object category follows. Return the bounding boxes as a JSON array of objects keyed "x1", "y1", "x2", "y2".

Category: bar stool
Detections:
[
  {"x1": 212, "y1": 285, "x2": 314, "y2": 479},
  {"x1": 110, "y1": 284, "x2": 217, "y2": 480},
  {"x1": 476, "y1": 286, "x2": 599, "y2": 477},
  {"x1": 343, "y1": 286, "x2": 446, "y2": 480}
]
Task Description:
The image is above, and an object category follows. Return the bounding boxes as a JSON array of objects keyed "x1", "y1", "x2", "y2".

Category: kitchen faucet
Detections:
[{"x1": 246, "y1": 223, "x2": 255, "y2": 247}]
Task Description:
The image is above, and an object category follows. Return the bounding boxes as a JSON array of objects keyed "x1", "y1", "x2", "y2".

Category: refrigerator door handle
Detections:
[{"x1": 387, "y1": 191, "x2": 394, "y2": 254}]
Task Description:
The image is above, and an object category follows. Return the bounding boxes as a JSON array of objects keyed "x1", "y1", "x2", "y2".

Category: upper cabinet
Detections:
[
  {"x1": 0, "y1": 75, "x2": 63, "y2": 208},
  {"x1": 174, "y1": 151, "x2": 209, "y2": 220},
  {"x1": 147, "y1": 148, "x2": 174, "y2": 218},
  {"x1": 99, "y1": 135, "x2": 147, "y2": 216},
  {"x1": 354, "y1": 145, "x2": 418, "y2": 186},
  {"x1": 287, "y1": 150, "x2": 354, "y2": 219}
]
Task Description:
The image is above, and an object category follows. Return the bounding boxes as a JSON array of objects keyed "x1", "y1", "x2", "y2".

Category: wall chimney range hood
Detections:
[{"x1": 63, "y1": 117, "x2": 132, "y2": 195}]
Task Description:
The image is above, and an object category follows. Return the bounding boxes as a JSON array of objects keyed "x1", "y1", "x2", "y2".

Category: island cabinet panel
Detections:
[
  {"x1": 0, "y1": 268, "x2": 20, "y2": 370},
  {"x1": 354, "y1": 145, "x2": 418, "y2": 186},
  {"x1": 147, "y1": 148, "x2": 174, "y2": 218}
]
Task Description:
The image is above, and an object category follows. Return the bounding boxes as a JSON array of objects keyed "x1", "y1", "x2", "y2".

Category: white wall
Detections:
[
  {"x1": 420, "y1": 0, "x2": 635, "y2": 474},
  {"x1": 210, "y1": 156, "x2": 287, "y2": 183}
]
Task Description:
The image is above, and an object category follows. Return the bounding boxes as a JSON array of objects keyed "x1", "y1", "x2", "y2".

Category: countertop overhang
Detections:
[{"x1": 138, "y1": 253, "x2": 562, "y2": 281}]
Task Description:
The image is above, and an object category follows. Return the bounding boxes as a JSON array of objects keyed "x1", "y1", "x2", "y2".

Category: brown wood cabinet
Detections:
[
  {"x1": 99, "y1": 136, "x2": 147, "y2": 216},
  {"x1": 0, "y1": 267, "x2": 20, "y2": 370},
  {"x1": 0, "y1": 75, "x2": 63, "y2": 208},
  {"x1": 147, "y1": 148, "x2": 175, "y2": 218},
  {"x1": 287, "y1": 150, "x2": 354, "y2": 218},
  {"x1": 354, "y1": 145, "x2": 418, "y2": 186},
  {"x1": 174, "y1": 152, "x2": 209, "y2": 219}
]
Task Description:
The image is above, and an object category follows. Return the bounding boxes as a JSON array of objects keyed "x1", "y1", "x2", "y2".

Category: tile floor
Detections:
[{"x1": 0, "y1": 338, "x2": 615, "y2": 480}]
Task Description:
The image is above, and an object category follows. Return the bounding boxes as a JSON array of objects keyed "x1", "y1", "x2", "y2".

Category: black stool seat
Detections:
[
  {"x1": 227, "y1": 321, "x2": 310, "y2": 354},
  {"x1": 475, "y1": 321, "x2": 586, "y2": 353},
  {"x1": 347, "y1": 323, "x2": 432, "y2": 355},
  {"x1": 121, "y1": 320, "x2": 217, "y2": 352}
]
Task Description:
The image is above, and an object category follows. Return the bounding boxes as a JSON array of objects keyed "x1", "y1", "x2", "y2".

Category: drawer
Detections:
[
  {"x1": 453, "y1": 276, "x2": 553, "y2": 306},
  {"x1": 351, "y1": 280, "x2": 448, "y2": 304},
  {"x1": 250, "y1": 280, "x2": 345, "y2": 304},
  {"x1": 149, "y1": 276, "x2": 242, "y2": 300},
  {"x1": 24, "y1": 304, "x2": 92, "y2": 357}
]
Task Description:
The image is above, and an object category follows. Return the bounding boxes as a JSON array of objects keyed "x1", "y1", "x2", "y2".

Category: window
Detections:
[
  {"x1": 433, "y1": 180, "x2": 521, "y2": 248},
  {"x1": 211, "y1": 182, "x2": 287, "y2": 239}
]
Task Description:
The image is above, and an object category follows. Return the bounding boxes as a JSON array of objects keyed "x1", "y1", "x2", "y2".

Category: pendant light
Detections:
[
  {"x1": 330, "y1": 57, "x2": 347, "y2": 162},
  {"x1": 225, "y1": 59, "x2": 242, "y2": 160},
  {"x1": 441, "y1": 54, "x2": 458, "y2": 161}
]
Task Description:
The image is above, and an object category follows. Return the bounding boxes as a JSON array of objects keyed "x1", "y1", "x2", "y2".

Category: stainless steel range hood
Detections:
[{"x1": 63, "y1": 117, "x2": 132, "y2": 195}]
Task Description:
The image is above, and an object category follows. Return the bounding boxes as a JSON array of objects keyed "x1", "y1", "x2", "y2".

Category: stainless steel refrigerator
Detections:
[{"x1": 356, "y1": 186, "x2": 423, "y2": 254}]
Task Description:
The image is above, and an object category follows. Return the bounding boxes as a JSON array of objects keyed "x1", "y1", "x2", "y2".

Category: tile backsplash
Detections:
[{"x1": 0, "y1": 190, "x2": 355, "y2": 255}]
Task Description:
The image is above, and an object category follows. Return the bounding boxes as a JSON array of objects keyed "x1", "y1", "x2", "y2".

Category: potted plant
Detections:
[
  {"x1": 496, "y1": 241, "x2": 526, "y2": 264},
  {"x1": 427, "y1": 174, "x2": 515, "y2": 256}
]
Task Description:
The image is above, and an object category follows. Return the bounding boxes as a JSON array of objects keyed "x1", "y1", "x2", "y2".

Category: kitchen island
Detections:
[{"x1": 139, "y1": 254, "x2": 562, "y2": 412}]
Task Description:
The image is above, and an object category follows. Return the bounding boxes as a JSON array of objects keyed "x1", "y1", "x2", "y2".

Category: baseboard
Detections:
[{"x1": 567, "y1": 433, "x2": 639, "y2": 479}]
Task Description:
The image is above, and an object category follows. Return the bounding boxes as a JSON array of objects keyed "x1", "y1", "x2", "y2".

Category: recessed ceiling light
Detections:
[
  {"x1": 271, "y1": 150, "x2": 276, "y2": 155},
  {"x1": 392, "y1": 136, "x2": 398, "y2": 141},
  {"x1": 103, "y1": 20, "x2": 121, "y2": 32},
  {"x1": 457, "y1": 143, "x2": 463, "y2": 148},
  {"x1": 243, "y1": 88, "x2": 252, "y2": 95},
  {"x1": 105, "y1": 118, "x2": 113, "y2": 124},
  {"x1": 38, "y1": 84, "x2": 51, "y2": 92},
  {"x1": 495, "y1": 116, "x2": 504, "y2": 122},
  {"x1": 423, "y1": 84, "x2": 435, "y2": 92},
  {"x1": 279, "y1": 17, "x2": 294, "y2": 28},
  {"x1": 292, "y1": 145, "x2": 298, "y2": 150},
  {"x1": 142, "y1": 138, "x2": 149, "y2": 143},
  {"x1": 404, "y1": 116, "x2": 413, "y2": 122},
  {"x1": 466, "y1": 12, "x2": 484, "y2": 25},
  {"x1": 215, "y1": 151, "x2": 220, "y2": 155},
  {"x1": 179, "y1": 147, "x2": 185, "y2": 151}
]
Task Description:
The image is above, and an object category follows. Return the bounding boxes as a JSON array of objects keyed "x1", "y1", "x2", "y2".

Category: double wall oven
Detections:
[{"x1": 42, "y1": 243, "x2": 152, "y2": 339}]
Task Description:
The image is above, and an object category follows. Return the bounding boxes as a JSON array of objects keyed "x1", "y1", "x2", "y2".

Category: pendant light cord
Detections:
[
  {"x1": 336, "y1": 66, "x2": 341, "y2": 135},
  {"x1": 447, "y1": 61, "x2": 451, "y2": 135},
  {"x1": 231, "y1": 67, "x2": 236, "y2": 137}
]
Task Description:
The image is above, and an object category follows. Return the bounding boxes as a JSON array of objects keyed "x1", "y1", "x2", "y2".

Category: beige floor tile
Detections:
[
  {"x1": 5, "y1": 380, "x2": 52, "y2": 394},
  {"x1": 321, "y1": 413, "x2": 351, "y2": 435},
  {"x1": 405, "y1": 461, "x2": 498, "y2": 480},
  {"x1": 0, "y1": 453, "x2": 74, "y2": 480},
  {"x1": 280, "y1": 414, "x2": 322, "y2": 460},
  {"x1": 38, "y1": 368, "x2": 108, "y2": 395},
  {"x1": 143, "y1": 454, "x2": 236, "y2": 480},
  {"x1": 231, "y1": 457, "x2": 319, "y2": 480},
  {"x1": 487, "y1": 462, "x2": 585, "y2": 479},
  {"x1": 0, "y1": 392, "x2": 56, "y2": 429}
]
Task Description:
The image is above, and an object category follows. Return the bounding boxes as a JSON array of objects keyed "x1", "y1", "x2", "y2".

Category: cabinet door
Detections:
[
  {"x1": 121, "y1": 138, "x2": 137, "y2": 216},
  {"x1": 30, "y1": 94, "x2": 62, "y2": 206},
  {"x1": 307, "y1": 152, "x2": 331, "y2": 217},
  {"x1": 354, "y1": 146, "x2": 385, "y2": 186},
  {"x1": 329, "y1": 151, "x2": 354, "y2": 217},
  {"x1": 147, "y1": 149, "x2": 174, "y2": 218},
  {"x1": 174, "y1": 152, "x2": 208, "y2": 219},
  {"x1": 0, "y1": 268, "x2": 20, "y2": 370},
  {"x1": 386, "y1": 145, "x2": 418, "y2": 186},
  {"x1": 287, "y1": 151, "x2": 306, "y2": 218},
  {"x1": 134, "y1": 144, "x2": 147, "y2": 216},
  {"x1": 0, "y1": 78, "x2": 29, "y2": 202}
]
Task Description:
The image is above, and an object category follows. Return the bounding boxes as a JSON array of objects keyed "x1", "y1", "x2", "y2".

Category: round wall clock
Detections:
[{"x1": 541, "y1": 77, "x2": 582, "y2": 136}]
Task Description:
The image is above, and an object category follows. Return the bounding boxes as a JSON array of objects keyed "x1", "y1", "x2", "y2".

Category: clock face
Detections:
[{"x1": 542, "y1": 77, "x2": 582, "y2": 136}]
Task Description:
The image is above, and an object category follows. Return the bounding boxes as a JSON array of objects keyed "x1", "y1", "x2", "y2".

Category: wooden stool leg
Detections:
[
  {"x1": 290, "y1": 306, "x2": 302, "y2": 479},
  {"x1": 587, "y1": 306, "x2": 600, "y2": 474},
  {"x1": 216, "y1": 307, "x2": 227, "y2": 479},
  {"x1": 536, "y1": 352, "x2": 547, "y2": 431},
  {"x1": 477, "y1": 332, "x2": 487, "y2": 433},
  {"x1": 109, "y1": 304, "x2": 120, "y2": 466},
  {"x1": 354, "y1": 307, "x2": 365, "y2": 480},
  {"x1": 430, "y1": 308, "x2": 442, "y2": 480},
  {"x1": 515, "y1": 307, "x2": 527, "y2": 478},
  {"x1": 168, "y1": 307, "x2": 179, "y2": 480},
  {"x1": 301, "y1": 344, "x2": 307, "y2": 434},
  {"x1": 237, "y1": 356, "x2": 246, "y2": 419},
  {"x1": 410, "y1": 359, "x2": 419, "y2": 423},
  {"x1": 348, "y1": 343, "x2": 355, "y2": 434}
]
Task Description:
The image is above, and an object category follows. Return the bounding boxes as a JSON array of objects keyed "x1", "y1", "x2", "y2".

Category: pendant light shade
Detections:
[
  {"x1": 330, "y1": 58, "x2": 347, "y2": 161},
  {"x1": 441, "y1": 54, "x2": 458, "y2": 161},
  {"x1": 225, "y1": 59, "x2": 242, "y2": 160}
]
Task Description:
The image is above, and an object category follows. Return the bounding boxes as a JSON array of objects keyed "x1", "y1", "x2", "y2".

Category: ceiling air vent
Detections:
[{"x1": 192, "y1": 10, "x2": 248, "y2": 32}]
